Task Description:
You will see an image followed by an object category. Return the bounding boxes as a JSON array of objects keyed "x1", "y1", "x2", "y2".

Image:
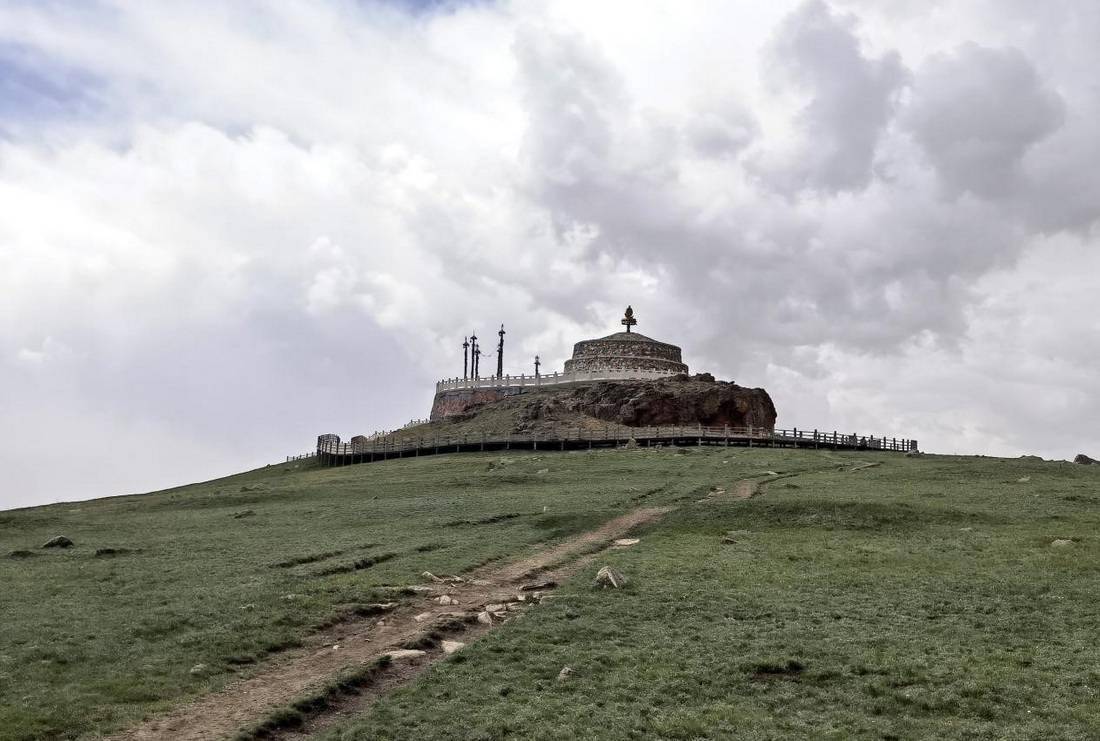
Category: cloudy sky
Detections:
[{"x1": 2, "y1": 0, "x2": 1098, "y2": 509}]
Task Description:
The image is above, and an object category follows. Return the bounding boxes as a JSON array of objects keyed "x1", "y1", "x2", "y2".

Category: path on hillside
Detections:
[{"x1": 108, "y1": 506, "x2": 678, "y2": 741}]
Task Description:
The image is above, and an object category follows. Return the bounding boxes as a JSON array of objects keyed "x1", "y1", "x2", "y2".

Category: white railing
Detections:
[{"x1": 435, "y1": 368, "x2": 678, "y2": 393}]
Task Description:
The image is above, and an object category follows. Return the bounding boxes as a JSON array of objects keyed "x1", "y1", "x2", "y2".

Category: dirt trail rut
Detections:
[{"x1": 109, "y1": 507, "x2": 673, "y2": 741}]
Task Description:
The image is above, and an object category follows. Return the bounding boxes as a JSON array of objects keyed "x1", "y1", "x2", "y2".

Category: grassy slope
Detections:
[
  {"x1": 0, "y1": 448, "x2": 719, "y2": 741},
  {"x1": 323, "y1": 451, "x2": 1100, "y2": 740},
  {"x1": 3, "y1": 449, "x2": 1099, "y2": 740}
]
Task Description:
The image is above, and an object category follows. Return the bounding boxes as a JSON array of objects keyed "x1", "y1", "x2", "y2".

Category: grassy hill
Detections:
[{"x1": 2, "y1": 447, "x2": 1098, "y2": 739}]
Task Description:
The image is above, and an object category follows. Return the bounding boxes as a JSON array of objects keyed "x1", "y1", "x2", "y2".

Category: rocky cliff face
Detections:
[
  {"x1": 430, "y1": 374, "x2": 776, "y2": 430},
  {"x1": 516, "y1": 374, "x2": 776, "y2": 429}
]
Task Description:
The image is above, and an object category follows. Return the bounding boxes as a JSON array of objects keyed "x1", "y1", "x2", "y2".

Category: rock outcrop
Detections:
[
  {"x1": 1074, "y1": 454, "x2": 1097, "y2": 465},
  {"x1": 513, "y1": 375, "x2": 776, "y2": 430}
]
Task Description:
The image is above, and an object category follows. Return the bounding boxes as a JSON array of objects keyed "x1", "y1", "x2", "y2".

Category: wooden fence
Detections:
[{"x1": 313, "y1": 425, "x2": 917, "y2": 467}]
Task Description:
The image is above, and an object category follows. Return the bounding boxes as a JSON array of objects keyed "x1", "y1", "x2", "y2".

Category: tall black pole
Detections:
[
  {"x1": 497, "y1": 324, "x2": 505, "y2": 378},
  {"x1": 534, "y1": 354, "x2": 540, "y2": 378},
  {"x1": 471, "y1": 332, "x2": 479, "y2": 378}
]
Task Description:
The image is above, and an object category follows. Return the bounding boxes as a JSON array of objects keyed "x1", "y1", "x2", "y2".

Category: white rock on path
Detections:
[
  {"x1": 476, "y1": 611, "x2": 494, "y2": 625},
  {"x1": 435, "y1": 595, "x2": 459, "y2": 605},
  {"x1": 612, "y1": 538, "x2": 640, "y2": 547},
  {"x1": 441, "y1": 640, "x2": 465, "y2": 655},
  {"x1": 385, "y1": 649, "x2": 427, "y2": 661},
  {"x1": 1051, "y1": 539, "x2": 1074, "y2": 547},
  {"x1": 412, "y1": 612, "x2": 432, "y2": 622}
]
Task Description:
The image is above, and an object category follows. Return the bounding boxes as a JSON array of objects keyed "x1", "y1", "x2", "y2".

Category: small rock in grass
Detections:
[
  {"x1": 557, "y1": 666, "x2": 573, "y2": 681},
  {"x1": 536, "y1": 468, "x2": 549, "y2": 475},
  {"x1": 232, "y1": 510, "x2": 255, "y2": 519},
  {"x1": 521, "y1": 580, "x2": 556, "y2": 591},
  {"x1": 384, "y1": 649, "x2": 427, "y2": 661},
  {"x1": 765, "y1": 471, "x2": 780, "y2": 476},
  {"x1": 1017, "y1": 477, "x2": 1031, "y2": 483},
  {"x1": 441, "y1": 640, "x2": 465, "y2": 655},
  {"x1": 1051, "y1": 539, "x2": 1074, "y2": 547},
  {"x1": 189, "y1": 663, "x2": 207, "y2": 676},
  {"x1": 594, "y1": 566, "x2": 627, "y2": 589},
  {"x1": 436, "y1": 595, "x2": 459, "y2": 605},
  {"x1": 422, "y1": 571, "x2": 444, "y2": 583},
  {"x1": 240, "y1": 604, "x2": 256, "y2": 611},
  {"x1": 476, "y1": 611, "x2": 494, "y2": 625},
  {"x1": 959, "y1": 527, "x2": 973, "y2": 532},
  {"x1": 41, "y1": 536, "x2": 73, "y2": 549},
  {"x1": 405, "y1": 585, "x2": 435, "y2": 593},
  {"x1": 612, "y1": 538, "x2": 640, "y2": 547},
  {"x1": 412, "y1": 612, "x2": 432, "y2": 623}
]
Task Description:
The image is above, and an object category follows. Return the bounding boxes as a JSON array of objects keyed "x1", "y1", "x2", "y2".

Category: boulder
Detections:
[
  {"x1": 594, "y1": 566, "x2": 627, "y2": 589},
  {"x1": 189, "y1": 664, "x2": 208, "y2": 676},
  {"x1": 1074, "y1": 454, "x2": 1098, "y2": 465},
  {"x1": 41, "y1": 536, "x2": 73, "y2": 549},
  {"x1": 476, "y1": 611, "x2": 494, "y2": 625},
  {"x1": 435, "y1": 595, "x2": 459, "y2": 605},
  {"x1": 557, "y1": 666, "x2": 574, "y2": 681}
]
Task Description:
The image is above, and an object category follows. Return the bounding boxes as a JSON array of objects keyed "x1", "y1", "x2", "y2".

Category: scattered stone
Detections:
[
  {"x1": 557, "y1": 666, "x2": 573, "y2": 681},
  {"x1": 765, "y1": 471, "x2": 779, "y2": 476},
  {"x1": 623, "y1": 438, "x2": 639, "y2": 449},
  {"x1": 441, "y1": 640, "x2": 465, "y2": 655},
  {"x1": 435, "y1": 595, "x2": 459, "y2": 605},
  {"x1": 240, "y1": 604, "x2": 256, "y2": 611},
  {"x1": 536, "y1": 468, "x2": 550, "y2": 475},
  {"x1": 521, "y1": 580, "x2": 556, "y2": 591},
  {"x1": 612, "y1": 538, "x2": 640, "y2": 547},
  {"x1": 189, "y1": 664, "x2": 207, "y2": 676},
  {"x1": 467, "y1": 578, "x2": 493, "y2": 586},
  {"x1": 594, "y1": 566, "x2": 627, "y2": 589},
  {"x1": 959, "y1": 527, "x2": 973, "y2": 532},
  {"x1": 905, "y1": 450, "x2": 922, "y2": 457},
  {"x1": 1051, "y1": 539, "x2": 1074, "y2": 547},
  {"x1": 476, "y1": 611, "x2": 494, "y2": 625},
  {"x1": 281, "y1": 594, "x2": 300, "y2": 601},
  {"x1": 1074, "y1": 454, "x2": 1098, "y2": 465},
  {"x1": 485, "y1": 603, "x2": 507, "y2": 614},
  {"x1": 422, "y1": 571, "x2": 444, "y2": 583},
  {"x1": 7, "y1": 550, "x2": 37, "y2": 559},
  {"x1": 1017, "y1": 477, "x2": 1031, "y2": 483},
  {"x1": 41, "y1": 536, "x2": 73, "y2": 549},
  {"x1": 412, "y1": 612, "x2": 432, "y2": 623},
  {"x1": 232, "y1": 510, "x2": 256, "y2": 519},
  {"x1": 384, "y1": 649, "x2": 427, "y2": 661}
]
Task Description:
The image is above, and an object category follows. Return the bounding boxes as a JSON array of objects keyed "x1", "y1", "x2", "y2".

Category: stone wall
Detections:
[
  {"x1": 430, "y1": 386, "x2": 527, "y2": 420},
  {"x1": 563, "y1": 334, "x2": 688, "y2": 375}
]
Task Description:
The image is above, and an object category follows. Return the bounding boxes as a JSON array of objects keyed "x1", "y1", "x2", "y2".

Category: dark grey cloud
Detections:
[{"x1": 903, "y1": 43, "x2": 1065, "y2": 199}]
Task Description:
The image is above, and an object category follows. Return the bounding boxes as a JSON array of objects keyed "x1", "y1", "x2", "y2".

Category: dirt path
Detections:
[{"x1": 109, "y1": 507, "x2": 674, "y2": 741}]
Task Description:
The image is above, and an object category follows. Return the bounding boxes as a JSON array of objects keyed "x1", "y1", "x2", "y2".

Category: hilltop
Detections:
[{"x1": 2, "y1": 448, "x2": 1099, "y2": 739}]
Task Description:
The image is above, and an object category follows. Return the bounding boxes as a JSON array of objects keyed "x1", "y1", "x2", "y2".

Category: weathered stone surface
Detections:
[
  {"x1": 430, "y1": 387, "x2": 526, "y2": 421},
  {"x1": 557, "y1": 666, "x2": 574, "y2": 681},
  {"x1": 1074, "y1": 454, "x2": 1098, "y2": 465},
  {"x1": 384, "y1": 649, "x2": 427, "y2": 661},
  {"x1": 595, "y1": 566, "x2": 627, "y2": 589},
  {"x1": 564, "y1": 331, "x2": 688, "y2": 375},
  {"x1": 1051, "y1": 539, "x2": 1074, "y2": 547},
  {"x1": 42, "y1": 536, "x2": 73, "y2": 549},
  {"x1": 441, "y1": 640, "x2": 465, "y2": 655}
]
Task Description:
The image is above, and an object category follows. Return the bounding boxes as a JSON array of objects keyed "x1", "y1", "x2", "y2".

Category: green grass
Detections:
[
  {"x1": 4, "y1": 448, "x2": 1099, "y2": 739},
  {"x1": 319, "y1": 451, "x2": 1100, "y2": 740},
  {"x1": 0, "y1": 447, "x2": 722, "y2": 740}
]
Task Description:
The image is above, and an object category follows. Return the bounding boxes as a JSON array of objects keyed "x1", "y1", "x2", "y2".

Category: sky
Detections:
[{"x1": 1, "y1": 0, "x2": 1098, "y2": 510}]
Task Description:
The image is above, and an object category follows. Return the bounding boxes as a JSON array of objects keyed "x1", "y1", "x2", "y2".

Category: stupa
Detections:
[{"x1": 563, "y1": 306, "x2": 688, "y2": 376}]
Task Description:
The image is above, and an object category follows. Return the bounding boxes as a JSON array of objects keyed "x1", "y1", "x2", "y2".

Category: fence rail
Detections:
[
  {"x1": 314, "y1": 425, "x2": 917, "y2": 467},
  {"x1": 436, "y1": 368, "x2": 678, "y2": 393}
]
